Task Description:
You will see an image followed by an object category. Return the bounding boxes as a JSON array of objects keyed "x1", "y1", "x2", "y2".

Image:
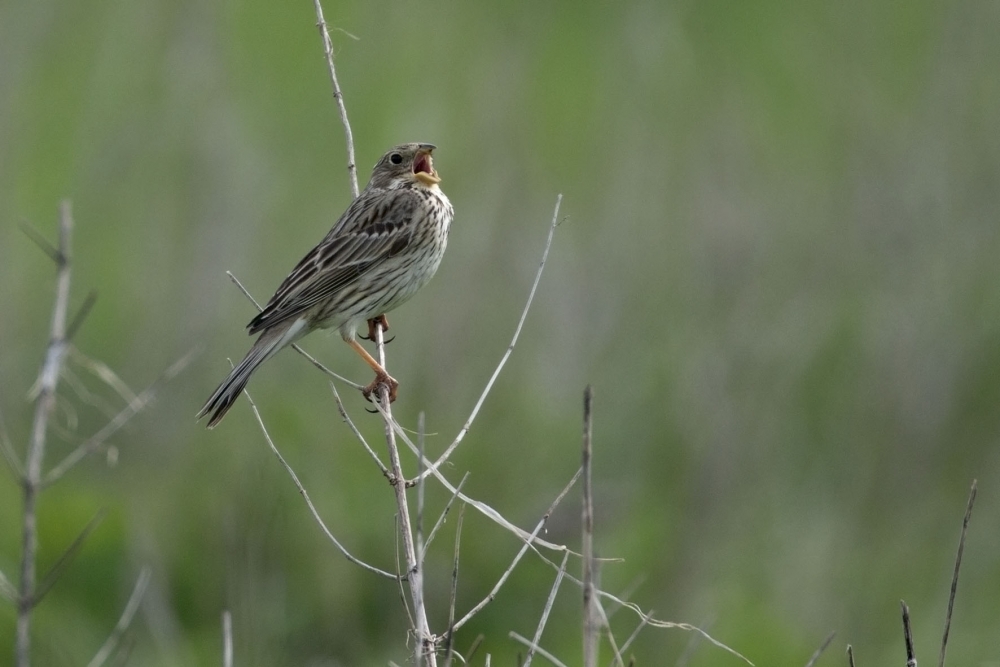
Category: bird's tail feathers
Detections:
[{"x1": 197, "y1": 319, "x2": 306, "y2": 428}]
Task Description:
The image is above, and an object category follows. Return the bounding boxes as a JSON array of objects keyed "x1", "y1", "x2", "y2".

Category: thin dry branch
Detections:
[
  {"x1": 420, "y1": 473, "x2": 470, "y2": 562},
  {"x1": 846, "y1": 645, "x2": 856, "y2": 667},
  {"x1": 593, "y1": 598, "x2": 624, "y2": 667},
  {"x1": 87, "y1": 567, "x2": 152, "y2": 667},
  {"x1": 371, "y1": 322, "x2": 436, "y2": 665},
  {"x1": 245, "y1": 387, "x2": 396, "y2": 579},
  {"x1": 32, "y1": 508, "x2": 107, "y2": 608},
  {"x1": 227, "y1": 271, "x2": 363, "y2": 390},
  {"x1": 901, "y1": 601, "x2": 916, "y2": 667},
  {"x1": 509, "y1": 632, "x2": 570, "y2": 667},
  {"x1": 615, "y1": 610, "x2": 652, "y2": 665},
  {"x1": 416, "y1": 411, "x2": 427, "y2": 569},
  {"x1": 939, "y1": 480, "x2": 976, "y2": 667},
  {"x1": 311, "y1": 0, "x2": 359, "y2": 197},
  {"x1": 414, "y1": 195, "x2": 563, "y2": 484},
  {"x1": 452, "y1": 469, "x2": 582, "y2": 633},
  {"x1": 17, "y1": 200, "x2": 74, "y2": 667},
  {"x1": 803, "y1": 632, "x2": 836, "y2": 667},
  {"x1": 582, "y1": 385, "x2": 597, "y2": 667},
  {"x1": 524, "y1": 551, "x2": 571, "y2": 667},
  {"x1": 371, "y1": 399, "x2": 577, "y2": 552},
  {"x1": 0, "y1": 568, "x2": 16, "y2": 602},
  {"x1": 222, "y1": 610, "x2": 233, "y2": 667},
  {"x1": 331, "y1": 382, "x2": 388, "y2": 475},
  {"x1": 442, "y1": 503, "x2": 466, "y2": 667},
  {"x1": 0, "y1": 406, "x2": 23, "y2": 478}
]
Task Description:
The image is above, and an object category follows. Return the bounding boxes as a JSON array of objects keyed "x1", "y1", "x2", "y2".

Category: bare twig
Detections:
[
  {"x1": 939, "y1": 479, "x2": 976, "y2": 667},
  {"x1": 847, "y1": 645, "x2": 856, "y2": 667},
  {"x1": 391, "y1": 515, "x2": 416, "y2": 633},
  {"x1": 245, "y1": 387, "x2": 396, "y2": 579},
  {"x1": 615, "y1": 610, "x2": 652, "y2": 666},
  {"x1": 0, "y1": 567, "x2": 17, "y2": 602},
  {"x1": 416, "y1": 411, "x2": 426, "y2": 564},
  {"x1": 464, "y1": 634, "x2": 485, "y2": 664},
  {"x1": 18, "y1": 221, "x2": 60, "y2": 263},
  {"x1": 17, "y1": 200, "x2": 74, "y2": 667},
  {"x1": 227, "y1": 272, "x2": 363, "y2": 390},
  {"x1": 582, "y1": 385, "x2": 597, "y2": 667},
  {"x1": 33, "y1": 509, "x2": 108, "y2": 607},
  {"x1": 372, "y1": 400, "x2": 576, "y2": 552},
  {"x1": 509, "y1": 632, "x2": 570, "y2": 667},
  {"x1": 87, "y1": 567, "x2": 152, "y2": 667},
  {"x1": 44, "y1": 348, "x2": 198, "y2": 485},
  {"x1": 371, "y1": 322, "x2": 436, "y2": 665},
  {"x1": 0, "y1": 406, "x2": 23, "y2": 479},
  {"x1": 415, "y1": 195, "x2": 563, "y2": 484},
  {"x1": 452, "y1": 469, "x2": 581, "y2": 632},
  {"x1": 65, "y1": 290, "x2": 98, "y2": 343},
  {"x1": 311, "y1": 0, "x2": 359, "y2": 197},
  {"x1": 524, "y1": 551, "x2": 571, "y2": 667},
  {"x1": 901, "y1": 601, "x2": 916, "y2": 667},
  {"x1": 593, "y1": 598, "x2": 623, "y2": 667},
  {"x1": 68, "y1": 346, "x2": 139, "y2": 405},
  {"x1": 331, "y1": 382, "x2": 388, "y2": 475},
  {"x1": 804, "y1": 631, "x2": 836, "y2": 667},
  {"x1": 442, "y1": 503, "x2": 466, "y2": 667},
  {"x1": 420, "y1": 473, "x2": 470, "y2": 562},
  {"x1": 673, "y1": 617, "x2": 713, "y2": 667},
  {"x1": 222, "y1": 610, "x2": 233, "y2": 667}
]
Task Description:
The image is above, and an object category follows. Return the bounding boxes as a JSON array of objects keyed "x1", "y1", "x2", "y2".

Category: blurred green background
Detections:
[{"x1": 2, "y1": 0, "x2": 999, "y2": 664}]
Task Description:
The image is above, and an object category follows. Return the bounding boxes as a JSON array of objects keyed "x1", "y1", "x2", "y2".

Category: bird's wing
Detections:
[{"x1": 246, "y1": 188, "x2": 420, "y2": 334}]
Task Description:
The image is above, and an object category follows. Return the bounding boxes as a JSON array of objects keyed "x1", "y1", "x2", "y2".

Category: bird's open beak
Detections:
[{"x1": 413, "y1": 147, "x2": 441, "y2": 186}]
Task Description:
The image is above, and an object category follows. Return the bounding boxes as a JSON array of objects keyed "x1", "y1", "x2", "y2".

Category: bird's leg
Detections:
[
  {"x1": 346, "y1": 338, "x2": 398, "y2": 403},
  {"x1": 360, "y1": 314, "x2": 394, "y2": 344}
]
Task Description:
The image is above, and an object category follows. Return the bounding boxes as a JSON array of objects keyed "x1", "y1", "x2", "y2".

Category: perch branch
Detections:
[{"x1": 371, "y1": 322, "x2": 436, "y2": 665}]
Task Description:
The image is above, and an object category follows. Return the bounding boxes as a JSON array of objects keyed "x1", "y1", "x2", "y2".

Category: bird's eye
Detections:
[{"x1": 389, "y1": 153, "x2": 403, "y2": 165}]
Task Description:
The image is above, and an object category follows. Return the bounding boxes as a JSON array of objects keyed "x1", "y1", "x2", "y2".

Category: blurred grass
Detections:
[{"x1": 2, "y1": 0, "x2": 1000, "y2": 664}]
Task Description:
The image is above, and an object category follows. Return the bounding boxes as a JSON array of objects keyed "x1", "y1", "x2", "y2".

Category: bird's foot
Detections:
[
  {"x1": 362, "y1": 370, "x2": 399, "y2": 404},
  {"x1": 360, "y1": 314, "x2": 394, "y2": 344}
]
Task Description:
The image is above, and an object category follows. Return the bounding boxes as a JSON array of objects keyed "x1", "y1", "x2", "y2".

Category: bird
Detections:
[{"x1": 198, "y1": 143, "x2": 454, "y2": 428}]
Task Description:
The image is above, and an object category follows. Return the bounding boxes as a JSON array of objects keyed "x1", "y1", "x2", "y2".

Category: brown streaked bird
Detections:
[{"x1": 198, "y1": 143, "x2": 453, "y2": 428}]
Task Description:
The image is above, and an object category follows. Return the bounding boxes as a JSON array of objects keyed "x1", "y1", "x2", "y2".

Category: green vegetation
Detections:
[{"x1": 2, "y1": 0, "x2": 998, "y2": 664}]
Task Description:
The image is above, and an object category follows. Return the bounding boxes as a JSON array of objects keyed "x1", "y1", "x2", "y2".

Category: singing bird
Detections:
[{"x1": 198, "y1": 143, "x2": 454, "y2": 428}]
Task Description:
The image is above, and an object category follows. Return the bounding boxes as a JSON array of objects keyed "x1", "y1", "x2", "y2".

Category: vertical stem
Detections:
[
  {"x1": 312, "y1": 0, "x2": 359, "y2": 199},
  {"x1": 374, "y1": 324, "x2": 436, "y2": 666},
  {"x1": 17, "y1": 201, "x2": 74, "y2": 667},
  {"x1": 581, "y1": 385, "x2": 597, "y2": 667}
]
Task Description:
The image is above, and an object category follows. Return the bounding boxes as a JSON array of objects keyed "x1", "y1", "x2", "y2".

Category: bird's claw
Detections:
[
  {"x1": 362, "y1": 371, "x2": 399, "y2": 405},
  {"x1": 360, "y1": 315, "x2": 391, "y2": 343}
]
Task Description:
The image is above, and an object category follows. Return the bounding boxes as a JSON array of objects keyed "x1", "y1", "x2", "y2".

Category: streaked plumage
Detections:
[{"x1": 198, "y1": 143, "x2": 453, "y2": 428}]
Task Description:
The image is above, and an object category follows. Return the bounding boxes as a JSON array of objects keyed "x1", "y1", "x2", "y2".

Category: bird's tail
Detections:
[{"x1": 197, "y1": 318, "x2": 306, "y2": 428}]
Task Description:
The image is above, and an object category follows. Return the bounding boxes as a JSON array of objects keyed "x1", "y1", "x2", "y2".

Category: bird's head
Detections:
[{"x1": 368, "y1": 143, "x2": 441, "y2": 190}]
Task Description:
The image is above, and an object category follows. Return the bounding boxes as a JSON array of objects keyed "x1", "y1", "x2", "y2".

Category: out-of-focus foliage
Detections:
[{"x1": 2, "y1": 0, "x2": 999, "y2": 664}]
